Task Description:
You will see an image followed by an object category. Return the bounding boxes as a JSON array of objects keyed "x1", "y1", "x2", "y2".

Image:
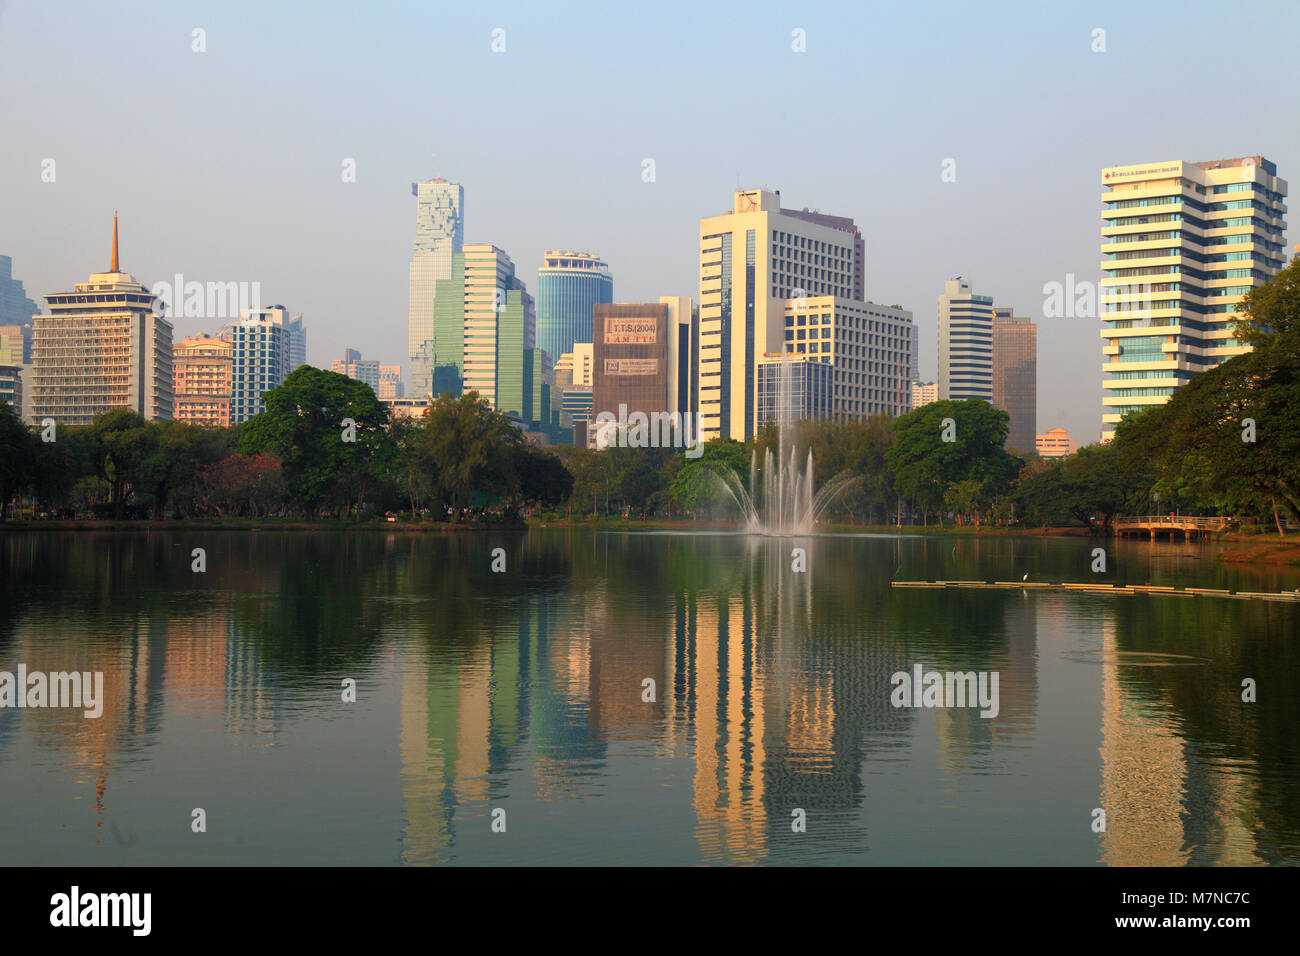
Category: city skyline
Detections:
[{"x1": 1, "y1": 1, "x2": 1297, "y2": 444}]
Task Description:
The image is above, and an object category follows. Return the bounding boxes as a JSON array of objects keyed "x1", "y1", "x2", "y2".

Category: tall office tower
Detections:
[
  {"x1": 778, "y1": 297, "x2": 914, "y2": 419},
  {"x1": 779, "y1": 209, "x2": 865, "y2": 301},
  {"x1": 937, "y1": 278, "x2": 994, "y2": 402},
  {"x1": 32, "y1": 216, "x2": 174, "y2": 424},
  {"x1": 1099, "y1": 156, "x2": 1288, "y2": 440},
  {"x1": 537, "y1": 251, "x2": 612, "y2": 367},
  {"x1": 228, "y1": 311, "x2": 289, "y2": 424},
  {"x1": 991, "y1": 308, "x2": 1037, "y2": 452},
  {"x1": 332, "y1": 347, "x2": 381, "y2": 392},
  {"x1": 698, "y1": 189, "x2": 860, "y2": 441},
  {"x1": 408, "y1": 177, "x2": 465, "y2": 398},
  {"x1": 378, "y1": 365, "x2": 403, "y2": 400},
  {"x1": 462, "y1": 244, "x2": 535, "y2": 413},
  {"x1": 661, "y1": 295, "x2": 696, "y2": 420},
  {"x1": 174, "y1": 335, "x2": 233, "y2": 427},
  {"x1": 0, "y1": 256, "x2": 40, "y2": 330}
]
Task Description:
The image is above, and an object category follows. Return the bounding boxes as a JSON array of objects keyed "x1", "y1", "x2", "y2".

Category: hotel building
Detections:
[
  {"x1": 31, "y1": 216, "x2": 174, "y2": 424},
  {"x1": 174, "y1": 334, "x2": 233, "y2": 427},
  {"x1": 937, "y1": 279, "x2": 993, "y2": 402},
  {"x1": 698, "y1": 189, "x2": 863, "y2": 441},
  {"x1": 536, "y1": 251, "x2": 612, "y2": 368},
  {"x1": 1099, "y1": 156, "x2": 1288, "y2": 441}
]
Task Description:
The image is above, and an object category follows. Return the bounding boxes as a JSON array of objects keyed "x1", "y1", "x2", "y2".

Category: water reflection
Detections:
[{"x1": 0, "y1": 530, "x2": 1296, "y2": 865}]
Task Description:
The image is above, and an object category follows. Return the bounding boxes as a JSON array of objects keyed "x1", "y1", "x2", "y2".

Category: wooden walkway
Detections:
[
  {"x1": 891, "y1": 580, "x2": 1300, "y2": 603},
  {"x1": 1114, "y1": 515, "x2": 1232, "y2": 540}
]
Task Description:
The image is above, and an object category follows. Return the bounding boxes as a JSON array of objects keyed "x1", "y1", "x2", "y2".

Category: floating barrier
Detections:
[{"x1": 890, "y1": 581, "x2": 1300, "y2": 602}]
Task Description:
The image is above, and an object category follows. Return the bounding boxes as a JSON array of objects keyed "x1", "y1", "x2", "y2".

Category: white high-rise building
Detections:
[
  {"x1": 1099, "y1": 156, "x2": 1288, "y2": 441},
  {"x1": 937, "y1": 278, "x2": 994, "y2": 402},
  {"x1": 461, "y1": 244, "x2": 534, "y2": 411},
  {"x1": 698, "y1": 189, "x2": 861, "y2": 441},
  {"x1": 228, "y1": 310, "x2": 290, "y2": 424},
  {"x1": 408, "y1": 177, "x2": 464, "y2": 398}
]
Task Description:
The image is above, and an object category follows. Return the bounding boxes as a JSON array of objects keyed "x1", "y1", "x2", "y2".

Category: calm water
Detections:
[{"x1": 1, "y1": 529, "x2": 1297, "y2": 866}]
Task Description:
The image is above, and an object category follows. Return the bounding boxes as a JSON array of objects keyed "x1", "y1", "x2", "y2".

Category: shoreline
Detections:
[{"x1": 3, "y1": 517, "x2": 1298, "y2": 565}]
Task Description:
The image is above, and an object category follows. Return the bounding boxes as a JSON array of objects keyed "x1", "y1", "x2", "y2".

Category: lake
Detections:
[{"x1": 1, "y1": 529, "x2": 1297, "y2": 865}]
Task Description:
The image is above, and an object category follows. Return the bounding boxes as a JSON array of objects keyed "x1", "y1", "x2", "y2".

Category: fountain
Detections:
[{"x1": 709, "y1": 355, "x2": 859, "y2": 535}]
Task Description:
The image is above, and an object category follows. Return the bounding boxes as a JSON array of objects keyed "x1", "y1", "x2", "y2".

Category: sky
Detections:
[{"x1": 1, "y1": 0, "x2": 1297, "y2": 445}]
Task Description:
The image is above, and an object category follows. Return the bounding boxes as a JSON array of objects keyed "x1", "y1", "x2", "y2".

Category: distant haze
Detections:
[{"x1": 1, "y1": 0, "x2": 1295, "y2": 445}]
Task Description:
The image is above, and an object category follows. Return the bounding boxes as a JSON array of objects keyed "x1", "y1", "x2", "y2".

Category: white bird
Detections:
[{"x1": 1022, "y1": 572, "x2": 1029, "y2": 581}]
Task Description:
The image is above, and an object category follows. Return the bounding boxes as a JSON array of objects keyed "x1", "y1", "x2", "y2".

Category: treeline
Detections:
[
  {"x1": 0, "y1": 366, "x2": 571, "y2": 522},
  {"x1": 2, "y1": 259, "x2": 1296, "y2": 529}
]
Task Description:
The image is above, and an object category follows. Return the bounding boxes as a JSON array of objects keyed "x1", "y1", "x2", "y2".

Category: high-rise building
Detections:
[
  {"x1": 992, "y1": 308, "x2": 1037, "y2": 452},
  {"x1": 408, "y1": 177, "x2": 465, "y2": 398},
  {"x1": 378, "y1": 365, "x2": 403, "y2": 400},
  {"x1": 911, "y1": 381, "x2": 938, "y2": 409},
  {"x1": 0, "y1": 256, "x2": 40, "y2": 329},
  {"x1": 779, "y1": 297, "x2": 914, "y2": 419},
  {"x1": 174, "y1": 334, "x2": 233, "y2": 427},
  {"x1": 1036, "y1": 427, "x2": 1078, "y2": 458},
  {"x1": 463, "y1": 244, "x2": 535, "y2": 414},
  {"x1": 937, "y1": 278, "x2": 994, "y2": 402},
  {"x1": 32, "y1": 215, "x2": 174, "y2": 424},
  {"x1": 698, "y1": 189, "x2": 862, "y2": 441},
  {"x1": 332, "y1": 348, "x2": 381, "y2": 392},
  {"x1": 536, "y1": 251, "x2": 612, "y2": 368},
  {"x1": 228, "y1": 311, "x2": 289, "y2": 424},
  {"x1": 1099, "y1": 156, "x2": 1288, "y2": 441},
  {"x1": 779, "y1": 209, "x2": 865, "y2": 301},
  {"x1": 662, "y1": 295, "x2": 696, "y2": 421}
]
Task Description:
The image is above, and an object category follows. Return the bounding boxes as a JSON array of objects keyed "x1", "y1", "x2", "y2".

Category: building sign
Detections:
[
  {"x1": 604, "y1": 317, "x2": 658, "y2": 344},
  {"x1": 1103, "y1": 163, "x2": 1181, "y2": 183},
  {"x1": 604, "y1": 358, "x2": 658, "y2": 376}
]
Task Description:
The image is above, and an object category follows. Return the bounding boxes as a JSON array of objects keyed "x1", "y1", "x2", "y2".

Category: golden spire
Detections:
[{"x1": 111, "y1": 211, "x2": 119, "y2": 272}]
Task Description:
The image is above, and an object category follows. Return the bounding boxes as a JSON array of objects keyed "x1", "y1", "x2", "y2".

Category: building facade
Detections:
[
  {"x1": 911, "y1": 381, "x2": 938, "y2": 409},
  {"x1": 698, "y1": 189, "x2": 862, "y2": 441},
  {"x1": 1036, "y1": 427, "x2": 1078, "y2": 458},
  {"x1": 780, "y1": 296, "x2": 914, "y2": 419},
  {"x1": 228, "y1": 313, "x2": 289, "y2": 424},
  {"x1": 592, "y1": 302, "x2": 669, "y2": 428},
  {"x1": 0, "y1": 365, "x2": 20, "y2": 412},
  {"x1": 756, "y1": 354, "x2": 834, "y2": 428},
  {"x1": 0, "y1": 255, "x2": 40, "y2": 329},
  {"x1": 462, "y1": 244, "x2": 536, "y2": 414},
  {"x1": 536, "y1": 251, "x2": 612, "y2": 369},
  {"x1": 1099, "y1": 156, "x2": 1288, "y2": 441},
  {"x1": 174, "y1": 334, "x2": 233, "y2": 427},
  {"x1": 408, "y1": 177, "x2": 465, "y2": 398},
  {"x1": 332, "y1": 348, "x2": 381, "y2": 392},
  {"x1": 378, "y1": 365, "x2": 403, "y2": 400},
  {"x1": 937, "y1": 278, "x2": 994, "y2": 402},
  {"x1": 991, "y1": 308, "x2": 1037, "y2": 452},
  {"x1": 32, "y1": 217, "x2": 174, "y2": 424}
]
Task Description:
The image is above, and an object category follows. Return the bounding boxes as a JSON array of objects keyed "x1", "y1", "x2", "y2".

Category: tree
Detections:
[
  {"x1": 240, "y1": 367, "x2": 391, "y2": 519},
  {"x1": 0, "y1": 400, "x2": 37, "y2": 521},
  {"x1": 418, "y1": 392, "x2": 522, "y2": 519}
]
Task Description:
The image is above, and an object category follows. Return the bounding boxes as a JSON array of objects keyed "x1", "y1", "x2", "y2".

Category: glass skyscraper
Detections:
[
  {"x1": 408, "y1": 178, "x2": 464, "y2": 399},
  {"x1": 536, "y1": 251, "x2": 612, "y2": 369}
]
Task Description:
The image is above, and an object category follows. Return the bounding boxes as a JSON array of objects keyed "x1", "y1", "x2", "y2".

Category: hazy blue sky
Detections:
[{"x1": 2, "y1": 0, "x2": 1297, "y2": 444}]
